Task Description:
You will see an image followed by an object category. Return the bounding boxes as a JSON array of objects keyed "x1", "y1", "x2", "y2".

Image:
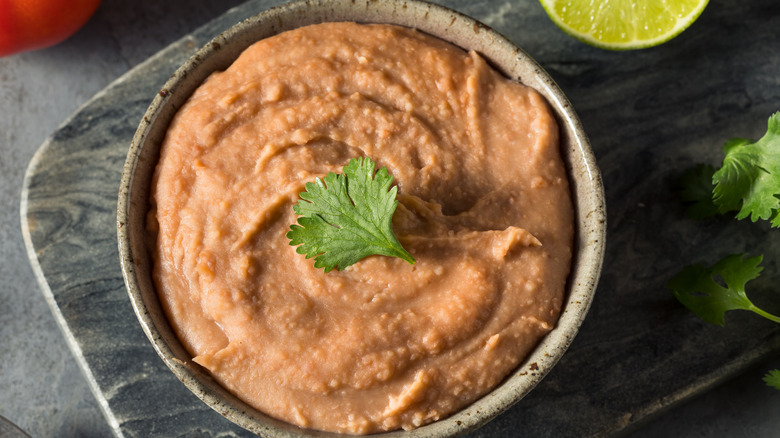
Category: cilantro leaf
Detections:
[
  {"x1": 673, "y1": 112, "x2": 780, "y2": 391},
  {"x1": 764, "y1": 369, "x2": 780, "y2": 390},
  {"x1": 678, "y1": 163, "x2": 719, "y2": 219},
  {"x1": 667, "y1": 253, "x2": 780, "y2": 326},
  {"x1": 712, "y1": 112, "x2": 780, "y2": 226},
  {"x1": 287, "y1": 157, "x2": 415, "y2": 272}
]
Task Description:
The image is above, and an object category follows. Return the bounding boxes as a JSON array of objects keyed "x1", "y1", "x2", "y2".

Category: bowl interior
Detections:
[{"x1": 117, "y1": 0, "x2": 606, "y2": 436}]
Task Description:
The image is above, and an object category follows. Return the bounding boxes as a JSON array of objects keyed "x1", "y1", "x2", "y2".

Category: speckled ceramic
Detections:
[{"x1": 117, "y1": 0, "x2": 606, "y2": 435}]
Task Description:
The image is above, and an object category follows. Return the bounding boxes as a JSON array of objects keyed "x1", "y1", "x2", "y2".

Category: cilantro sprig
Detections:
[
  {"x1": 668, "y1": 254, "x2": 780, "y2": 326},
  {"x1": 713, "y1": 113, "x2": 780, "y2": 225},
  {"x1": 681, "y1": 112, "x2": 780, "y2": 224},
  {"x1": 287, "y1": 157, "x2": 415, "y2": 272},
  {"x1": 669, "y1": 255, "x2": 780, "y2": 388},
  {"x1": 673, "y1": 112, "x2": 780, "y2": 390}
]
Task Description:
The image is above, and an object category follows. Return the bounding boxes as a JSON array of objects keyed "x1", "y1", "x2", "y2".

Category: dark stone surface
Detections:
[{"x1": 18, "y1": 0, "x2": 780, "y2": 437}]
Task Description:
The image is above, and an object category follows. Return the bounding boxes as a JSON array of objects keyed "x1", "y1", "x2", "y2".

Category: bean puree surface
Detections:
[{"x1": 151, "y1": 22, "x2": 572, "y2": 434}]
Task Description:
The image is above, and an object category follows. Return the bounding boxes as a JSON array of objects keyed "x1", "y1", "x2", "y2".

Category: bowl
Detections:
[{"x1": 117, "y1": 0, "x2": 606, "y2": 436}]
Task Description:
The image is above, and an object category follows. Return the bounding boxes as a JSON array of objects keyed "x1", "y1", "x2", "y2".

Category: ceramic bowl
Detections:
[{"x1": 117, "y1": 0, "x2": 606, "y2": 436}]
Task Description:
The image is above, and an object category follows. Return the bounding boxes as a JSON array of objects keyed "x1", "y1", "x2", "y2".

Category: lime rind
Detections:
[{"x1": 539, "y1": 0, "x2": 710, "y2": 51}]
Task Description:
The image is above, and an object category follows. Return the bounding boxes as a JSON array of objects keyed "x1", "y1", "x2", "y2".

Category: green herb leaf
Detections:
[
  {"x1": 764, "y1": 369, "x2": 780, "y2": 390},
  {"x1": 673, "y1": 112, "x2": 780, "y2": 391},
  {"x1": 712, "y1": 112, "x2": 780, "y2": 226},
  {"x1": 667, "y1": 253, "x2": 780, "y2": 326},
  {"x1": 287, "y1": 157, "x2": 415, "y2": 272},
  {"x1": 678, "y1": 163, "x2": 719, "y2": 219}
]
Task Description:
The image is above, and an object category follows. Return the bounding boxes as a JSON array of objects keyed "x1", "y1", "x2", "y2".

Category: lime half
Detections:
[{"x1": 539, "y1": 0, "x2": 709, "y2": 50}]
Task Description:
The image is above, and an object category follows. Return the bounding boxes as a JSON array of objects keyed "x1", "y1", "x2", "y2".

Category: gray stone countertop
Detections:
[{"x1": 2, "y1": 0, "x2": 780, "y2": 437}]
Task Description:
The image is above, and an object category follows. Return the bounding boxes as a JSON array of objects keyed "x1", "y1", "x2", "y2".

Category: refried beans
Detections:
[{"x1": 150, "y1": 22, "x2": 573, "y2": 434}]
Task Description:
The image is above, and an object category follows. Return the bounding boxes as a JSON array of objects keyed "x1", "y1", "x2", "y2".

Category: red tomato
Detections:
[{"x1": 0, "y1": 0, "x2": 101, "y2": 57}]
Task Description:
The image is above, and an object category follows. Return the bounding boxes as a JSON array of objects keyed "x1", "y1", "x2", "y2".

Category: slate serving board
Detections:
[{"x1": 20, "y1": 0, "x2": 780, "y2": 437}]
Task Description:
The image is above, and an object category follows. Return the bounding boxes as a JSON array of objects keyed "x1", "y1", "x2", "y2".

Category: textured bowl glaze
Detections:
[{"x1": 117, "y1": 0, "x2": 606, "y2": 436}]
